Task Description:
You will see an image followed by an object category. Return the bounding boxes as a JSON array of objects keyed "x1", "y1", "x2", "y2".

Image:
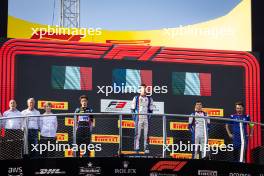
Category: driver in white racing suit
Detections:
[{"x1": 131, "y1": 84, "x2": 153, "y2": 154}]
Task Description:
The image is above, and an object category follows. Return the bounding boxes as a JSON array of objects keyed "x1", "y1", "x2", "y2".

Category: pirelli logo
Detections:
[
  {"x1": 38, "y1": 100, "x2": 68, "y2": 110},
  {"x1": 170, "y1": 153, "x2": 192, "y2": 159},
  {"x1": 118, "y1": 120, "x2": 135, "y2": 128},
  {"x1": 56, "y1": 133, "x2": 68, "y2": 142},
  {"x1": 64, "y1": 149, "x2": 95, "y2": 157},
  {"x1": 65, "y1": 118, "x2": 74, "y2": 126},
  {"x1": 121, "y1": 151, "x2": 145, "y2": 155},
  {"x1": 91, "y1": 134, "x2": 120, "y2": 143},
  {"x1": 208, "y1": 139, "x2": 225, "y2": 147},
  {"x1": 149, "y1": 136, "x2": 173, "y2": 145},
  {"x1": 64, "y1": 117, "x2": 95, "y2": 127},
  {"x1": 203, "y1": 108, "x2": 224, "y2": 117},
  {"x1": 170, "y1": 122, "x2": 189, "y2": 131}
]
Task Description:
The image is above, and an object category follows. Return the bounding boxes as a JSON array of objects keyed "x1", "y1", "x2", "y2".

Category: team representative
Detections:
[
  {"x1": 189, "y1": 100, "x2": 210, "y2": 159},
  {"x1": 2, "y1": 100, "x2": 23, "y2": 159},
  {"x1": 39, "y1": 102, "x2": 58, "y2": 158},
  {"x1": 74, "y1": 95, "x2": 94, "y2": 157},
  {"x1": 21, "y1": 98, "x2": 40, "y2": 158},
  {"x1": 225, "y1": 101, "x2": 253, "y2": 162},
  {"x1": 131, "y1": 84, "x2": 153, "y2": 154}
]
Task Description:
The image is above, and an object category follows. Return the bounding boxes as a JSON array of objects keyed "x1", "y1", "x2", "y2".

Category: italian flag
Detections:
[
  {"x1": 112, "y1": 69, "x2": 152, "y2": 87},
  {"x1": 51, "y1": 66, "x2": 92, "y2": 90},
  {"x1": 172, "y1": 72, "x2": 211, "y2": 96}
]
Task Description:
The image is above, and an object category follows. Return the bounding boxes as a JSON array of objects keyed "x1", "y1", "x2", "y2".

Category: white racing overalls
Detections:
[
  {"x1": 131, "y1": 95, "x2": 153, "y2": 152},
  {"x1": 189, "y1": 111, "x2": 210, "y2": 159}
]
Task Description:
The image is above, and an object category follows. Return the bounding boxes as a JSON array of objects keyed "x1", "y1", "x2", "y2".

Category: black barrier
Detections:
[{"x1": 1, "y1": 157, "x2": 264, "y2": 176}]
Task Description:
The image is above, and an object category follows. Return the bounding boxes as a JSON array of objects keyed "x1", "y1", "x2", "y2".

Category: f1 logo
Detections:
[{"x1": 108, "y1": 101, "x2": 127, "y2": 108}]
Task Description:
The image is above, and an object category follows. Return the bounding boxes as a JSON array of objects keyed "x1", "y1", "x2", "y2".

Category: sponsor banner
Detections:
[
  {"x1": 170, "y1": 122, "x2": 189, "y2": 131},
  {"x1": 150, "y1": 161, "x2": 188, "y2": 174},
  {"x1": 203, "y1": 108, "x2": 224, "y2": 117},
  {"x1": 8, "y1": 167, "x2": 23, "y2": 176},
  {"x1": 149, "y1": 136, "x2": 173, "y2": 145},
  {"x1": 100, "y1": 99, "x2": 164, "y2": 114},
  {"x1": 208, "y1": 139, "x2": 225, "y2": 147},
  {"x1": 2, "y1": 157, "x2": 264, "y2": 175},
  {"x1": 121, "y1": 151, "x2": 145, "y2": 155},
  {"x1": 38, "y1": 100, "x2": 69, "y2": 110},
  {"x1": 35, "y1": 168, "x2": 66, "y2": 175},
  {"x1": 65, "y1": 117, "x2": 95, "y2": 127},
  {"x1": 91, "y1": 134, "x2": 120, "y2": 143},
  {"x1": 56, "y1": 133, "x2": 69, "y2": 142},
  {"x1": 198, "y1": 170, "x2": 218, "y2": 176},
  {"x1": 65, "y1": 117, "x2": 74, "y2": 126},
  {"x1": 170, "y1": 153, "x2": 192, "y2": 159},
  {"x1": 64, "y1": 149, "x2": 94, "y2": 157},
  {"x1": 114, "y1": 161, "x2": 137, "y2": 175},
  {"x1": 79, "y1": 162, "x2": 102, "y2": 175},
  {"x1": 118, "y1": 120, "x2": 135, "y2": 128}
]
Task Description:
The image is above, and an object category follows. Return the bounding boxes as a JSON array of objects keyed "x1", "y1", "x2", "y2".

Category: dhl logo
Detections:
[
  {"x1": 149, "y1": 136, "x2": 173, "y2": 145},
  {"x1": 170, "y1": 153, "x2": 192, "y2": 159},
  {"x1": 65, "y1": 117, "x2": 95, "y2": 127},
  {"x1": 38, "y1": 100, "x2": 68, "y2": 110},
  {"x1": 64, "y1": 149, "x2": 95, "y2": 157},
  {"x1": 170, "y1": 122, "x2": 189, "y2": 131},
  {"x1": 56, "y1": 133, "x2": 68, "y2": 142},
  {"x1": 208, "y1": 139, "x2": 225, "y2": 147},
  {"x1": 118, "y1": 120, "x2": 135, "y2": 128},
  {"x1": 91, "y1": 134, "x2": 120, "y2": 143},
  {"x1": 203, "y1": 108, "x2": 224, "y2": 117}
]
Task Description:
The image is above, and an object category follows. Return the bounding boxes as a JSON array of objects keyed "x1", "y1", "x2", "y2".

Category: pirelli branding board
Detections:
[
  {"x1": 91, "y1": 134, "x2": 120, "y2": 143},
  {"x1": 121, "y1": 151, "x2": 145, "y2": 155},
  {"x1": 170, "y1": 153, "x2": 192, "y2": 159},
  {"x1": 170, "y1": 122, "x2": 189, "y2": 131},
  {"x1": 100, "y1": 99, "x2": 164, "y2": 114},
  {"x1": 149, "y1": 136, "x2": 173, "y2": 145},
  {"x1": 117, "y1": 120, "x2": 135, "y2": 128},
  {"x1": 65, "y1": 149, "x2": 95, "y2": 157},
  {"x1": 56, "y1": 133, "x2": 69, "y2": 142},
  {"x1": 208, "y1": 139, "x2": 225, "y2": 147},
  {"x1": 65, "y1": 117, "x2": 74, "y2": 126},
  {"x1": 203, "y1": 108, "x2": 224, "y2": 117},
  {"x1": 64, "y1": 117, "x2": 95, "y2": 127},
  {"x1": 38, "y1": 100, "x2": 69, "y2": 110}
]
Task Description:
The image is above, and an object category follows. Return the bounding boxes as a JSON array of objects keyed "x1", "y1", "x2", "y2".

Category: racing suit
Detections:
[
  {"x1": 74, "y1": 107, "x2": 93, "y2": 157},
  {"x1": 228, "y1": 114, "x2": 249, "y2": 162},
  {"x1": 131, "y1": 95, "x2": 153, "y2": 152},
  {"x1": 189, "y1": 111, "x2": 210, "y2": 159}
]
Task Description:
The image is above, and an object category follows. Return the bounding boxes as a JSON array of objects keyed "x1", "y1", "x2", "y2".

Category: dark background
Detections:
[
  {"x1": 14, "y1": 54, "x2": 244, "y2": 157},
  {"x1": 15, "y1": 55, "x2": 244, "y2": 115}
]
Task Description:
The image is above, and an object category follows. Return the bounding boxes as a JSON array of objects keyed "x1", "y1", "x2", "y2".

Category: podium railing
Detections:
[{"x1": 0, "y1": 112, "x2": 263, "y2": 163}]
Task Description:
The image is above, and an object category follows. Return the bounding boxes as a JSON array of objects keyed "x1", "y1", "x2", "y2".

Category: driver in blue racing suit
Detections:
[{"x1": 74, "y1": 95, "x2": 94, "y2": 157}]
